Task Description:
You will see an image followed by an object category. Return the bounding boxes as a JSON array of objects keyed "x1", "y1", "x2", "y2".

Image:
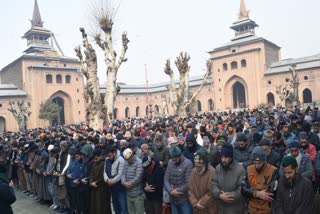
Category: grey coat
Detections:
[
  {"x1": 164, "y1": 155, "x2": 193, "y2": 205},
  {"x1": 121, "y1": 156, "x2": 144, "y2": 197},
  {"x1": 103, "y1": 150, "x2": 125, "y2": 184},
  {"x1": 233, "y1": 143, "x2": 254, "y2": 169},
  {"x1": 212, "y1": 160, "x2": 245, "y2": 214}
]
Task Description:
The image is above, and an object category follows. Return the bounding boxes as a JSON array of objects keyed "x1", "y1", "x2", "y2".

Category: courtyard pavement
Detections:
[
  {"x1": 11, "y1": 187, "x2": 320, "y2": 214},
  {"x1": 12, "y1": 190, "x2": 55, "y2": 214}
]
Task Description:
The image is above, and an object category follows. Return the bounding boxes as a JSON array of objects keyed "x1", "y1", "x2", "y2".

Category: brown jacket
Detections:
[
  {"x1": 242, "y1": 163, "x2": 278, "y2": 214},
  {"x1": 188, "y1": 165, "x2": 217, "y2": 214}
]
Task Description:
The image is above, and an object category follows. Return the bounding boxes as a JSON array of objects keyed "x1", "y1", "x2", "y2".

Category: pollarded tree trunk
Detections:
[
  {"x1": 276, "y1": 84, "x2": 292, "y2": 107},
  {"x1": 75, "y1": 28, "x2": 104, "y2": 131},
  {"x1": 183, "y1": 60, "x2": 212, "y2": 111},
  {"x1": 164, "y1": 59, "x2": 178, "y2": 112},
  {"x1": 164, "y1": 53, "x2": 211, "y2": 117},
  {"x1": 95, "y1": 15, "x2": 129, "y2": 124},
  {"x1": 8, "y1": 100, "x2": 31, "y2": 131},
  {"x1": 289, "y1": 64, "x2": 300, "y2": 107}
]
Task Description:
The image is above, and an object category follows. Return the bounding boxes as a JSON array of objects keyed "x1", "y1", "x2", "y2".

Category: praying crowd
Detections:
[{"x1": 1, "y1": 106, "x2": 320, "y2": 214}]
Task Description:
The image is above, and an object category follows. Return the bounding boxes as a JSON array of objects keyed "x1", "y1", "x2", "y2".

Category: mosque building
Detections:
[{"x1": 0, "y1": 0, "x2": 319, "y2": 131}]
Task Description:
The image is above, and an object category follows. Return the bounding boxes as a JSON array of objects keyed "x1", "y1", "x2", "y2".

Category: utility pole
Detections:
[{"x1": 145, "y1": 64, "x2": 150, "y2": 118}]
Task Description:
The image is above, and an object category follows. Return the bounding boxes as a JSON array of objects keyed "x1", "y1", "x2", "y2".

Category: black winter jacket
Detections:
[
  {"x1": 0, "y1": 177, "x2": 16, "y2": 214},
  {"x1": 273, "y1": 174, "x2": 315, "y2": 214}
]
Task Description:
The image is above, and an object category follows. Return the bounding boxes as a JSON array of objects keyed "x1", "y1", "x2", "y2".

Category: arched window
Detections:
[
  {"x1": 223, "y1": 63, "x2": 228, "y2": 71},
  {"x1": 303, "y1": 88, "x2": 313, "y2": 103},
  {"x1": 267, "y1": 92, "x2": 275, "y2": 106},
  {"x1": 154, "y1": 105, "x2": 159, "y2": 113},
  {"x1": 46, "y1": 74, "x2": 52, "y2": 83},
  {"x1": 114, "y1": 108, "x2": 118, "y2": 119},
  {"x1": 56, "y1": 74, "x2": 62, "y2": 84},
  {"x1": 65, "y1": 75, "x2": 71, "y2": 83},
  {"x1": 197, "y1": 100, "x2": 202, "y2": 112},
  {"x1": 146, "y1": 106, "x2": 149, "y2": 116},
  {"x1": 125, "y1": 107, "x2": 130, "y2": 118},
  {"x1": 231, "y1": 61, "x2": 238, "y2": 69},
  {"x1": 208, "y1": 99, "x2": 213, "y2": 111},
  {"x1": 136, "y1": 106, "x2": 140, "y2": 117},
  {"x1": 241, "y1": 59, "x2": 247, "y2": 68}
]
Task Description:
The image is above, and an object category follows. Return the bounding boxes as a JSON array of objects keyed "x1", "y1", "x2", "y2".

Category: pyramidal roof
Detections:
[{"x1": 31, "y1": 0, "x2": 43, "y2": 27}]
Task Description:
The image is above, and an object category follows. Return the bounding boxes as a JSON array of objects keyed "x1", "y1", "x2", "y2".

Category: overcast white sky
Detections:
[{"x1": 1, "y1": 0, "x2": 320, "y2": 85}]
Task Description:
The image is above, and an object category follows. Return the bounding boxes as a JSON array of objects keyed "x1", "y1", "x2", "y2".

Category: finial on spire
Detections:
[
  {"x1": 239, "y1": 0, "x2": 249, "y2": 19},
  {"x1": 31, "y1": 0, "x2": 43, "y2": 27}
]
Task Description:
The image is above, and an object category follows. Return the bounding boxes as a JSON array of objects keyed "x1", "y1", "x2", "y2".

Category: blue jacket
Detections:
[
  {"x1": 70, "y1": 159, "x2": 84, "y2": 189},
  {"x1": 66, "y1": 157, "x2": 77, "y2": 187}
]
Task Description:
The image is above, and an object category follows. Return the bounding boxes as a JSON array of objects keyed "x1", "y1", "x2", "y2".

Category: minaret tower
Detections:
[
  {"x1": 230, "y1": 0, "x2": 259, "y2": 40},
  {"x1": 22, "y1": 0, "x2": 56, "y2": 55}
]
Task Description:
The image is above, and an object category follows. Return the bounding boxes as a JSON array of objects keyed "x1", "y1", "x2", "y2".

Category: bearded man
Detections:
[
  {"x1": 211, "y1": 143, "x2": 245, "y2": 214},
  {"x1": 104, "y1": 145, "x2": 128, "y2": 214},
  {"x1": 273, "y1": 156, "x2": 315, "y2": 214},
  {"x1": 241, "y1": 146, "x2": 278, "y2": 214},
  {"x1": 188, "y1": 148, "x2": 216, "y2": 214}
]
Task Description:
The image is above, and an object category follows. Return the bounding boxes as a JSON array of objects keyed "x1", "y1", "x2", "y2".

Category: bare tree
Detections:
[
  {"x1": 275, "y1": 84, "x2": 292, "y2": 107},
  {"x1": 164, "y1": 52, "x2": 212, "y2": 117},
  {"x1": 289, "y1": 64, "x2": 300, "y2": 107},
  {"x1": 161, "y1": 94, "x2": 169, "y2": 116},
  {"x1": 93, "y1": 3, "x2": 129, "y2": 124},
  {"x1": 75, "y1": 1, "x2": 129, "y2": 128},
  {"x1": 75, "y1": 28, "x2": 104, "y2": 131},
  {"x1": 8, "y1": 100, "x2": 31, "y2": 131}
]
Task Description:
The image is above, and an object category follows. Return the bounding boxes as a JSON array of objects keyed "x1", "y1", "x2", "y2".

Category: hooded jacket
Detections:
[{"x1": 183, "y1": 133, "x2": 202, "y2": 164}]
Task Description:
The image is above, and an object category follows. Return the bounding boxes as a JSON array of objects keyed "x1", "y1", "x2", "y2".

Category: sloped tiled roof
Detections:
[
  {"x1": 0, "y1": 84, "x2": 27, "y2": 97},
  {"x1": 265, "y1": 53, "x2": 320, "y2": 75},
  {"x1": 99, "y1": 75, "x2": 211, "y2": 95}
]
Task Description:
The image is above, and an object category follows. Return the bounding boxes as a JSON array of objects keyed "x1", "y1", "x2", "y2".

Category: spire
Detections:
[
  {"x1": 239, "y1": 0, "x2": 249, "y2": 19},
  {"x1": 31, "y1": 0, "x2": 43, "y2": 27}
]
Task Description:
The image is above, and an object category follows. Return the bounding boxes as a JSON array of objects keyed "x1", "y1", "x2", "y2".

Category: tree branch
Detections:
[
  {"x1": 184, "y1": 60, "x2": 212, "y2": 108},
  {"x1": 116, "y1": 32, "x2": 129, "y2": 71}
]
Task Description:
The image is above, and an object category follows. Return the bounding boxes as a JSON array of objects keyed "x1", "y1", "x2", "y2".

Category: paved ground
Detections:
[
  {"x1": 11, "y1": 187, "x2": 320, "y2": 214},
  {"x1": 12, "y1": 190, "x2": 56, "y2": 214}
]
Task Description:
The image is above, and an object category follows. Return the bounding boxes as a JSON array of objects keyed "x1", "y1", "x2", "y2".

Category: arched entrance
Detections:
[
  {"x1": 136, "y1": 106, "x2": 140, "y2": 117},
  {"x1": 52, "y1": 97, "x2": 65, "y2": 125},
  {"x1": 267, "y1": 92, "x2": 275, "y2": 106},
  {"x1": 208, "y1": 99, "x2": 213, "y2": 111},
  {"x1": 303, "y1": 88, "x2": 312, "y2": 103},
  {"x1": 0, "y1": 117, "x2": 6, "y2": 133},
  {"x1": 232, "y1": 82, "x2": 246, "y2": 108},
  {"x1": 50, "y1": 90, "x2": 72, "y2": 125},
  {"x1": 197, "y1": 100, "x2": 202, "y2": 112},
  {"x1": 114, "y1": 108, "x2": 118, "y2": 119}
]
